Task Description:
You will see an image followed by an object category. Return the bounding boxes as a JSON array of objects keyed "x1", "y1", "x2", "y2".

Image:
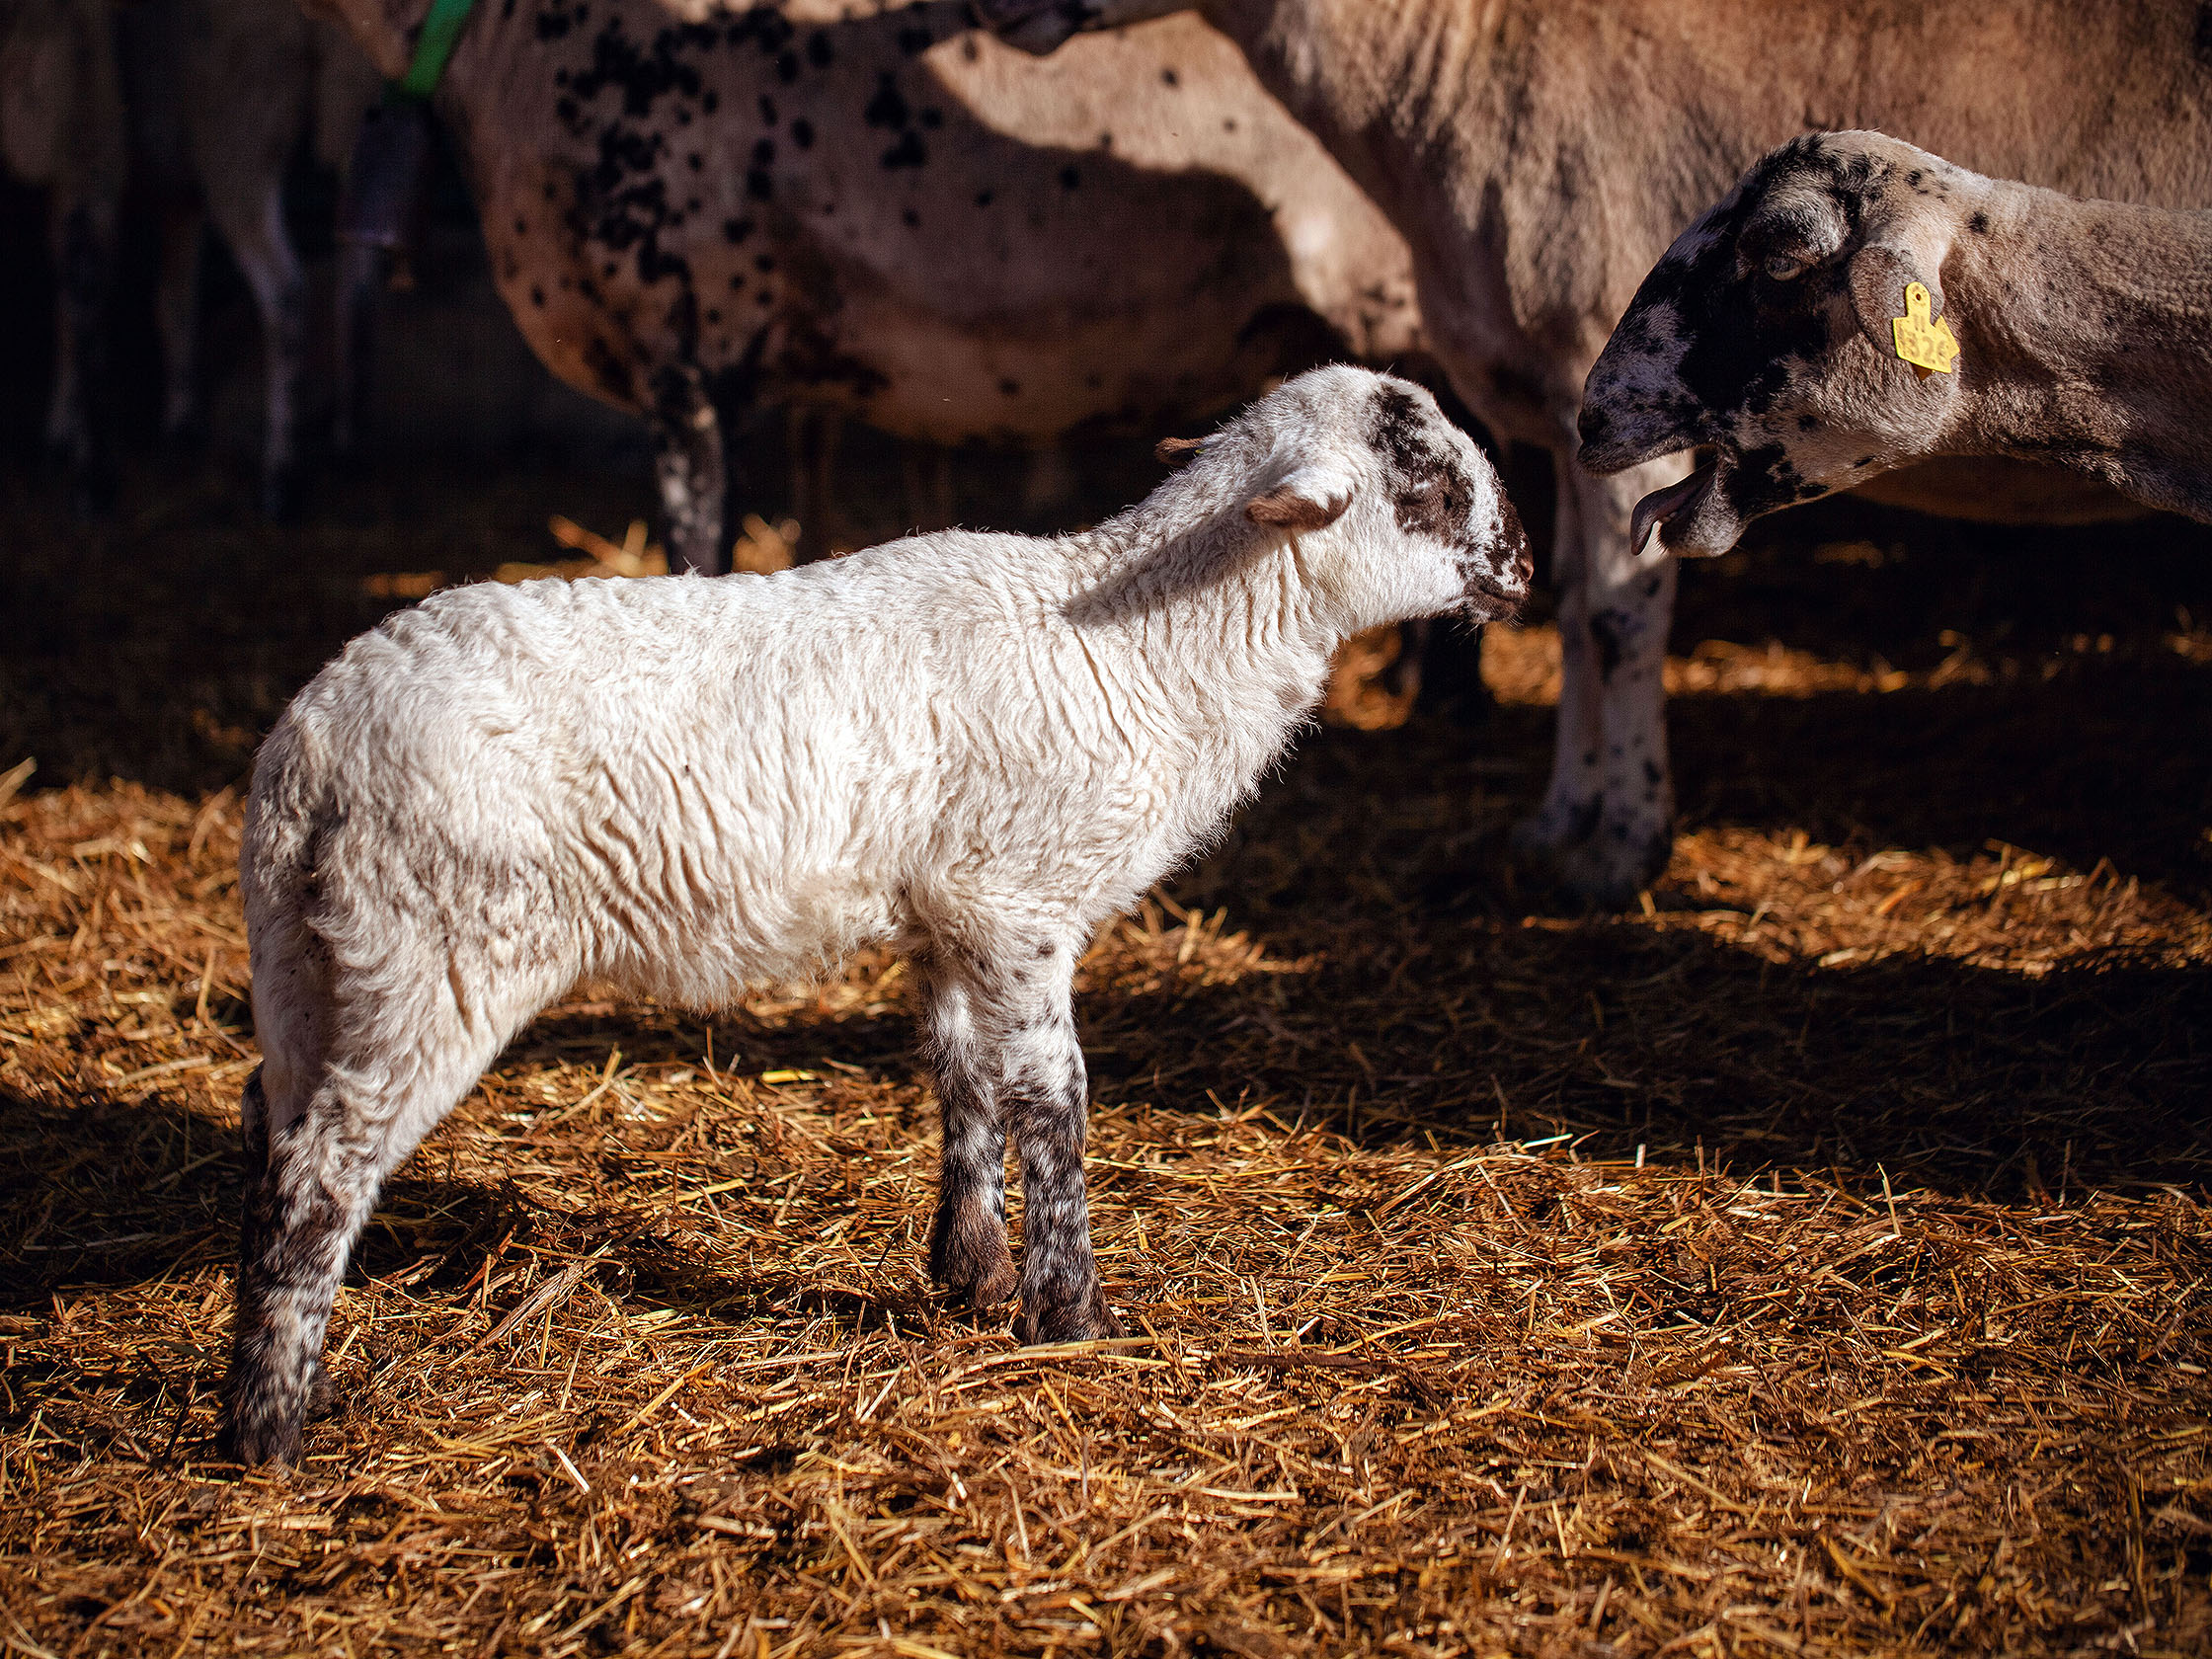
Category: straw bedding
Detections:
[{"x1": 1, "y1": 463, "x2": 2209, "y2": 1657}]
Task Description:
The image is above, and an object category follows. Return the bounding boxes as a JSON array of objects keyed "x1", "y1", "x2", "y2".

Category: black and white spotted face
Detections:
[
  {"x1": 1578, "y1": 131, "x2": 1973, "y2": 557},
  {"x1": 1363, "y1": 380, "x2": 1533, "y2": 620}
]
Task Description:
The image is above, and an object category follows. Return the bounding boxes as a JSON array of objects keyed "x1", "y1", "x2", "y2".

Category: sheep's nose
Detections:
[{"x1": 1576, "y1": 403, "x2": 1610, "y2": 447}]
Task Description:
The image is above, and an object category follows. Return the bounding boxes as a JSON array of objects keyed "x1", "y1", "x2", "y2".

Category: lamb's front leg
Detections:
[
  {"x1": 1005, "y1": 1005, "x2": 1120, "y2": 1344},
  {"x1": 920, "y1": 946, "x2": 1118, "y2": 1340},
  {"x1": 922, "y1": 967, "x2": 1018, "y2": 1309}
]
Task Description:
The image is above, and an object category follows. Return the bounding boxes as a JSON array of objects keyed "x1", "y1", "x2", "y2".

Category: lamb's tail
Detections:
[{"x1": 239, "y1": 711, "x2": 331, "y2": 937}]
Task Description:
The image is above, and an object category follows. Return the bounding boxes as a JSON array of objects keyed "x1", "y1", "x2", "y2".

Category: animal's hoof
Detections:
[
  {"x1": 217, "y1": 1403, "x2": 303, "y2": 1467},
  {"x1": 304, "y1": 1358, "x2": 341, "y2": 1421},
  {"x1": 1509, "y1": 799, "x2": 1599, "y2": 861},
  {"x1": 1551, "y1": 828, "x2": 1671, "y2": 910},
  {"x1": 1013, "y1": 1290, "x2": 1122, "y2": 1345},
  {"x1": 928, "y1": 1211, "x2": 1019, "y2": 1308}
]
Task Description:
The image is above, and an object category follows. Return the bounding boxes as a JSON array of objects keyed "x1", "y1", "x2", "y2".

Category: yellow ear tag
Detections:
[{"x1": 1891, "y1": 281, "x2": 1960, "y2": 378}]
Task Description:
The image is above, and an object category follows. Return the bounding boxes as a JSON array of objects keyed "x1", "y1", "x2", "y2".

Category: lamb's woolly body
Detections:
[
  {"x1": 222, "y1": 364, "x2": 1531, "y2": 1465},
  {"x1": 257, "y1": 509, "x2": 1333, "y2": 1011}
]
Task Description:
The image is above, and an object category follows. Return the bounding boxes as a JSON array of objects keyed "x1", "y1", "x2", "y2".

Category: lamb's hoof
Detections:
[
  {"x1": 217, "y1": 1399, "x2": 303, "y2": 1468},
  {"x1": 1013, "y1": 1290, "x2": 1123, "y2": 1345},
  {"x1": 928, "y1": 1211, "x2": 1019, "y2": 1308},
  {"x1": 304, "y1": 1358, "x2": 341, "y2": 1421}
]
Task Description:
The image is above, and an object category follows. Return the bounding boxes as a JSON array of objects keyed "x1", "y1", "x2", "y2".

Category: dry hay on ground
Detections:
[{"x1": 1, "y1": 469, "x2": 2211, "y2": 1656}]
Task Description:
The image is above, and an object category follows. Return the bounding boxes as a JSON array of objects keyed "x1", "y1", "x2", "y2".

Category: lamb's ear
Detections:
[
  {"x1": 1245, "y1": 460, "x2": 1355, "y2": 531},
  {"x1": 1155, "y1": 435, "x2": 1207, "y2": 465},
  {"x1": 1846, "y1": 220, "x2": 1957, "y2": 359}
]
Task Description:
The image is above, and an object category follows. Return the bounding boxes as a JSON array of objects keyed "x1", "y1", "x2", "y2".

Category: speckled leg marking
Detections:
[
  {"x1": 222, "y1": 995, "x2": 505, "y2": 1464},
  {"x1": 922, "y1": 941, "x2": 1117, "y2": 1340},
  {"x1": 924, "y1": 969, "x2": 1018, "y2": 1308},
  {"x1": 1522, "y1": 458, "x2": 1680, "y2": 906},
  {"x1": 222, "y1": 1068, "x2": 372, "y2": 1466},
  {"x1": 651, "y1": 364, "x2": 729, "y2": 577}
]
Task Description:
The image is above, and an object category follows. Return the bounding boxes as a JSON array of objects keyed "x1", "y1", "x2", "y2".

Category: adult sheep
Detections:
[
  {"x1": 220, "y1": 364, "x2": 1532, "y2": 1465},
  {"x1": 296, "y1": 0, "x2": 1423, "y2": 574},
  {"x1": 2, "y1": 0, "x2": 380, "y2": 515},
  {"x1": 1581, "y1": 131, "x2": 2212, "y2": 547},
  {"x1": 978, "y1": 0, "x2": 2212, "y2": 904}
]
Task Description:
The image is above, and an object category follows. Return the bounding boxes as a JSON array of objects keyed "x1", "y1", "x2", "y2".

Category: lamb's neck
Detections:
[
  {"x1": 1057, "y1": 517, "x2": 1346, "y2": 772},
  {"x1": 1947, "y1": 189, "x2": 2212, "y2": 520}
]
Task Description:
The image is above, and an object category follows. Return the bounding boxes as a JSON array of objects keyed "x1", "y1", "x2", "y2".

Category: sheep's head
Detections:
[
  {"x1": 970, "y1": 0, "x2": 1184, "y2": 53},
  {"x1": 1182, "y1": 366, "x2": 1530, "y2": 628},
  {"x1": 1578, "y1": 131, "x2": 1974, "y2": 557}
]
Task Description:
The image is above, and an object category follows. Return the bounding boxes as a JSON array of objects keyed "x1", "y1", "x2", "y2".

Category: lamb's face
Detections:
[
  {"x1": 1356, "y1": 380, "x2": 1531, "y2": 623},
  {"x1": 1578, "y1": 132, "x2": 1967, "y2": 558},
  {"x1": 1186, "y1": 368, "x2": 1528, "y2": 629}
]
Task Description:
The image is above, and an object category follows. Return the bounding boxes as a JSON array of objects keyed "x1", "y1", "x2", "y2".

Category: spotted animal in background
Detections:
[
  {"x1": 297, "y1": 0, "x2": 1423, "y2": 573},
  {"x1": 980, "y1": 0, "x2": 2212, "y2": 905}
]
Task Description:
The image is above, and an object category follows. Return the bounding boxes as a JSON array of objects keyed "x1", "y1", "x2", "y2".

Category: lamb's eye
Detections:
[{"x1": 1763, "y1": 251, "x2": 1816, "y2": 281}]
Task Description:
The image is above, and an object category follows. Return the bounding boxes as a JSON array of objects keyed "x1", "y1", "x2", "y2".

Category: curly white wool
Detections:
[{"x1": 220, "y1": 363, "x2": 1530, "y2": 1465}]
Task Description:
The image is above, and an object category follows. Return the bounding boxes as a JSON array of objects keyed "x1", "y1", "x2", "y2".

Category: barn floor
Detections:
[{"x1": 3, "y1": 447, "x2": 2211, "y2": 1658}]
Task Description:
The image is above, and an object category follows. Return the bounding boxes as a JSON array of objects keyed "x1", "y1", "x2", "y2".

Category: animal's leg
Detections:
[
  {"x1": 1003, "y1": 992, "x2": 1118, "y2": 1344},
  {"x1": 223, "y1": 987, "x2": 503, "y2": 1465},
  {"x1": 901, "y1": 442, "x2": 955, "y2": 531},
  {"x1": 333, "y1": 97, "x2": 436, "y2": 453},
  {"x1": 46, "y1": 193, "x2": 118, "y2": 508},
  {"x1": 332, "y1": 235, "x2": 379, "y2": 455},
  {"x1": 651, "y1": 364, "x2": 728, "y2": 575},
  {"x1": 203, "y1": 176, "x2": 306, "y2": 518},
  {"x1": 922, "y1": 932, "x2": 1117, "y2": 1341},
  {"x1": 921, "y1": 964, "x2": 1018, "y2": 1308},
  {"x1": 1514, "y1": 454, "x2": 1603, "y2": 854},
  {"x1": 153, "y1": 202, "x2": 204, "y2": 440},
  {"x1": 1550, "y1": 460, "x2": 1680, "y2": 907},
  {"x1": 786, "y1": 406, "x2": 842, "y2": 562}
]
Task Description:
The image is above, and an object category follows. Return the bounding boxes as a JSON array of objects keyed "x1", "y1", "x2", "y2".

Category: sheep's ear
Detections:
[
  {"x1": 1245, "y1": 461, "x2": 1354, "y2": 531},
  {"x1": 1155, "y1": 435, "x2": 1207, "y2": 465},
  {"x1": 1846, "y1": 225, "x2": 1956, "y2": 361}
]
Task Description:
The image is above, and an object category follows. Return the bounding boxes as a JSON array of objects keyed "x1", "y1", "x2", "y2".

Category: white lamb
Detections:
[{"x1": 220, "y1": 363, "x2": 1530, "y2": 1465}]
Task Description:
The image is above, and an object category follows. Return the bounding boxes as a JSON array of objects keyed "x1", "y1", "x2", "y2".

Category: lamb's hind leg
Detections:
[{"x1": 223, "y1": 1022, "x2": 502, "y2": 1465}]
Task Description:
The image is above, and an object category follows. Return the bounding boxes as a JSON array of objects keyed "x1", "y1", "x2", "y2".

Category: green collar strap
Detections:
[{"x1": 396, "y1": 0, "x2": 477, "y2": 99}]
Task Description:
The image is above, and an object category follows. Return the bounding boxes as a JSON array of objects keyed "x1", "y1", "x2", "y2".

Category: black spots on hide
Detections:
[
  {"x1": 1723, "y1": 443, "x2": 1804, "y2": 518},
  {"x1": 1366, "y1": 384, "x2": 1478, "y2": 550}
]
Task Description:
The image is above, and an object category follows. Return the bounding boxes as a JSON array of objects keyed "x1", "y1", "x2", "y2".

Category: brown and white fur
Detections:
[
  {"x1": 979, "y1": 0, "x2": 2212, "y2": 904},
  {"x1": 1582, "y1": 131, "x2": 2212, "y2": 551},
  {"x1": 294, "y1": 0, "x2": 1424, "y2": 574},
  {"x1": 220, "y1": 366, "x2": 1529, "y2": 1465}
]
